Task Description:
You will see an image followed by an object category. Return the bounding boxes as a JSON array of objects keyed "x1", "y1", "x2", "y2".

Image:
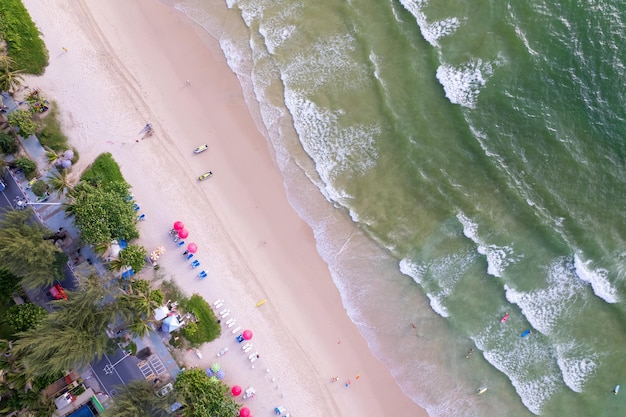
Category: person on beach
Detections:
[
  {"x1": 466, "y1": 348, "x2": 475, "y2": 359},
  {"x1": 411, "y1": 322, "x2": 417, "y2": 329}
]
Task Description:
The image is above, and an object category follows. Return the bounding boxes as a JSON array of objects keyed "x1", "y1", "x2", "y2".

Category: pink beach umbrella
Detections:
[
  {"x1": 178, "y1": 229, "x2": 189, "y2": 239},
  {"x1": 231, "y1": 385, "x2": 242, "y2": 396},
  {"x1": 242, "y1": 329, "x2": 253, "y2": 340},
  {"x1": 173, "y1": 221, "x2": 185, "y2": 231},
  {"x1": 187, "y1": 242, "x2": 198, "y2": 253},
  {"x1": 239, "y1": 407, "x2": 251, "y2": 417}
]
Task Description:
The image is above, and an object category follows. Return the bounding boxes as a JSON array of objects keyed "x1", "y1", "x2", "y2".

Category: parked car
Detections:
[{"x1": 49, "y1": 283, "x2": 68, "y2": 300}]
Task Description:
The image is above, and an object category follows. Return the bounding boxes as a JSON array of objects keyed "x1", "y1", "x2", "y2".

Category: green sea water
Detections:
[{"x1": 172, "y1": 0, "x2": 626, "y2": 415}]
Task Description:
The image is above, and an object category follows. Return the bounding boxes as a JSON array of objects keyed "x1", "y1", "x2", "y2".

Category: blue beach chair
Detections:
[
  {"x1": 176, "y1": 240, "x2": 185, "y2": 247},
  {"x1": 190, "y1": 260, "x2": 200, "y2": 268},
  {"x1": 198, "y1": 270, "x2": 207, "y2": 279},
  {"x1": 185, "y1": 253, "x2": 194, "y2": 261}
]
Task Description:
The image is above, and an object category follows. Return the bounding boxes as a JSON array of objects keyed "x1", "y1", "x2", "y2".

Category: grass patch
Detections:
[
  {"x1": 0, "y1": 0, "x2": 49, "y2": 74},
  {"x1": 80, "y1": 152, "x2": 127, "y2": 187},
  {"x1": 37, "y1": 103, "x2": 70, "y2": 152},
  {"x1": 179, "y1": 294, "x2": 221, "y2": 347}
]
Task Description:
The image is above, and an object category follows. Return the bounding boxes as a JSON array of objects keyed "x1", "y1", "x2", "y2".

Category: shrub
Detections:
[
  {"x1": 37, "y1": 104, "x2": 69, "y2": 152},
  {"x1": 14, "y1": 156, "x2": 36, "y2": 177},
  {"x1": 7, "y1": 109, "x2": 37, "y2": 137},
  {"x1": 0, "y1": 0, "x2": 49, "y2": 74},
  {"x1": 179, "y1": 294, "x2": 221, "y2": 347},
  {"x1": 0, "y1": 131, "x2": 18, "y2": 154},
  {"x1": 81, "y1": 152, "x2": 127, "y2": 187},
  {"x1": 31, "y1": 179, "x2": 47, "y2": 196},
  {"x1": 118, "y1": 244, "x2": 146, "y2": 272}
]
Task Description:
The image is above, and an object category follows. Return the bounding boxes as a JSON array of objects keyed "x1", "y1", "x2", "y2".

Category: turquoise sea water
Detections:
[{"x1": 171, "y1": 0, "x2": 625, "y2": 415}]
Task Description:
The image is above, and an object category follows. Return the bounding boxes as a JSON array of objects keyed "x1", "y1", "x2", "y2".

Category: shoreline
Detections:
[{"x1": 22, "y1": 0, "x2": 429, "y2": 416}]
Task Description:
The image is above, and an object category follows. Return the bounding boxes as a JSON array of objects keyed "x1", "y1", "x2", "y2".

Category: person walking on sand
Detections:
[
  {"x1": 62, "y1": 46, "x2": 68, "y2": 52},
  {"x1": 465, "y1": 348, "x2": 475, "y2": 359}
]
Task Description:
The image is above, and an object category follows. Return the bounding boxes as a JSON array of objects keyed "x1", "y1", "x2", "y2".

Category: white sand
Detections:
[{"x1": 21, "y1": 0, "x2": 429, "y2": 416}]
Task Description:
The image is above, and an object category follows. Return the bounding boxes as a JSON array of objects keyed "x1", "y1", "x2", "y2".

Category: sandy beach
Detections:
[{"x1": 21, "y1": 0, "x2": 429, "y2": 415}]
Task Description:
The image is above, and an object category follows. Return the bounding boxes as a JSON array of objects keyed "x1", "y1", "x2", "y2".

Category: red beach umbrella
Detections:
[
  {"x1": 239, "y1": 407, "x2": 251, "y2": 417},
  {"x1": 178, "y1": 229, "x2": 189, "y2": 239},
  {"x1": 187, "y1": 242, "x2": 198, "y2": 253},
  {"x1": 173, "y1": 221, "x2": 184, "y2": 231},
  {"x1": 242, "y1": 329, "x2": 253, "y2": 340},
  {"x1": 231, "y1": 385, "x2": 242, "y2": 396}
]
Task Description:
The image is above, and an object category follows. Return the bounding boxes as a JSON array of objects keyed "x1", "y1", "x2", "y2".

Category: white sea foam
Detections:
[
  {"x1": 283, "y1": 90, "x2": 380, "y2": 188},
  {"x1": 456, "y1": 212, "x2": 519, "y2": 277},
  {"x1": 399, "y1": 258, "x2": 425, "y2": 284},
  {"x1": 555, "y1": 343, "x2": 598, "y2": 393},
  {"x1": 505, "y1": 257, "x2": 586, "y2": 335},
  {"x1": 398, "y1": 0, "x2": 461, "y2": 46},
  {"x1": 477, "y1": 333, "x2": 562, "y2": 415},
  {"x1": 573, "y1": 254, "x2": 618, "y2": 303},
  {"x1": 436, "y1": 59, "x2": 495, "y2": 108},
  {"x1": 427, "y1": 293, "x2": 449, "y2": 317},
  {"x1": 257, "y1": 3, "x2": 302, "y2": 54},
  {"x1": 283, "y1": 33, "x2": 369, "y2": 93}
]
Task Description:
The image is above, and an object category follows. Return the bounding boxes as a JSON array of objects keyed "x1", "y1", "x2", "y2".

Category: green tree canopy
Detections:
[
  {"x1": 118, "y1": 244, "x2": 147, "y2": 273},
  {"x1": 174, "y1": 369, "x2": 240, "y2": 417},
  {"x1": 0, "y1": 209, "x2": 63, "y2": 289},
  {"x1": 7, "y1": 110, "x2": 37, "y2": 137},
  {"x1": 66, "y1": 182, "x2": 138, "y2": 245},
  {"x1": 102, "y1": 380, "x2": 175, "y2": 417},
  {"x1": 11, "y1": 276, "x2": 119, "y2": 376},
  {"x1": 6, "y1": 302, "x2": 47, "y2": 333}
]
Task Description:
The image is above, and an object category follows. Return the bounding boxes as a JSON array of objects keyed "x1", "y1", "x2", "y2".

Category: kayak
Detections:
[
  {"x1": 194, "y1": 144, "x2": 208, "y2": 154},
  {"x1": 198, "y1": 171, "x2": 213, "y2": 181},
  {"x1": 521, "y1": 329, "x2": 532, "y2": 338},
  {"x1": 500, "y1": 313, "x2": 510, "y2": 323},
  {"x1": 477, "y1": 387, "x2": 488, "y2": 395},
  {"x1": 614, "y1": 385, "x2": 620, "y2": 395}
]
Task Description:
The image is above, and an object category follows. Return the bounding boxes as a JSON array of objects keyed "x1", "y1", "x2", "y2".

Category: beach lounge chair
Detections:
[
  {"x1": 231, "y1": 326, "x2": 241, "y2": 334},
  {"x1": 190, "y1": 260, "x2": 200, "y2": 268},
  {"x1": 185, "y1": 253, "x2": 194, "y2": 261},
  {"x1": 176, "y1": 240, "x2": 185, "y2": 247},
  {"x1": 137, "y1": 214, "x2": 146, "y2": 221},
  {"x1": 243, "y1": 344, "x2": 253, "y2": 353},
  {"x1": 133, "y1": 203, "x2": 140, "y2": 211},
  {"x1": 198, "y1": 270, "x2": 207, "y2": 279},
  {"x1": 214, "y1": 302, "x2": 224, "y2": 309},
  {"x1": 227, "y1": 320, "x2": 237, "y2": 328}
]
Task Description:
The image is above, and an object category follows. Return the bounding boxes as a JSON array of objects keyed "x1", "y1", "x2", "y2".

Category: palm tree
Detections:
[
  {"x1": 46, "y1": 168, "x2": 75, "y2": 197},
  {"x1": 0, "y1": 57, "x2": 24, "y2": 95},
  {"x1": 0, "y1": 209, "x2": 63, "y2": 289},
  {"x1": 102, "y1": 380, "x2": 174, "y2": 417},
  {"x1": 12, "y1": 276, "x2": 119, "y2": 376}
]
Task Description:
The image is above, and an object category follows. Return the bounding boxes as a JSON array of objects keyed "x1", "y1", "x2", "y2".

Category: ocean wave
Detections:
[
  {"x1": 456, "y1": 212, "x2": 520, "y2": 277},
  {"x1": 283, "y1": 90, "x2": 380, "y2": 187},
  {"x1": 555, "y1": 342, "x2": 598, "y2": 393},
  {"x1": 399, "y1": 258, "x2": 425, "y2": 284},
  {"x1": 397, "y1": 0, "x2": 461, "y2": 46},
  {"x1": 436, "y1": 59, "x2": 495, "y2": 108},
  {"x1": 573, "y1": 254, "x2": 618, "y2": 303},
  {"x1": 505, "y1": 257, "x2": 586, "y2": 335},
  {"x1": 477, "y1": 331, "x2": 562, "y2": 415}
]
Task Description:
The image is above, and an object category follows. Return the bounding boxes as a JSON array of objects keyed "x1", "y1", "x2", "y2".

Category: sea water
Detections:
[{"x1": 169, "y1": 0, "x2": 626, "y2": 415}]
